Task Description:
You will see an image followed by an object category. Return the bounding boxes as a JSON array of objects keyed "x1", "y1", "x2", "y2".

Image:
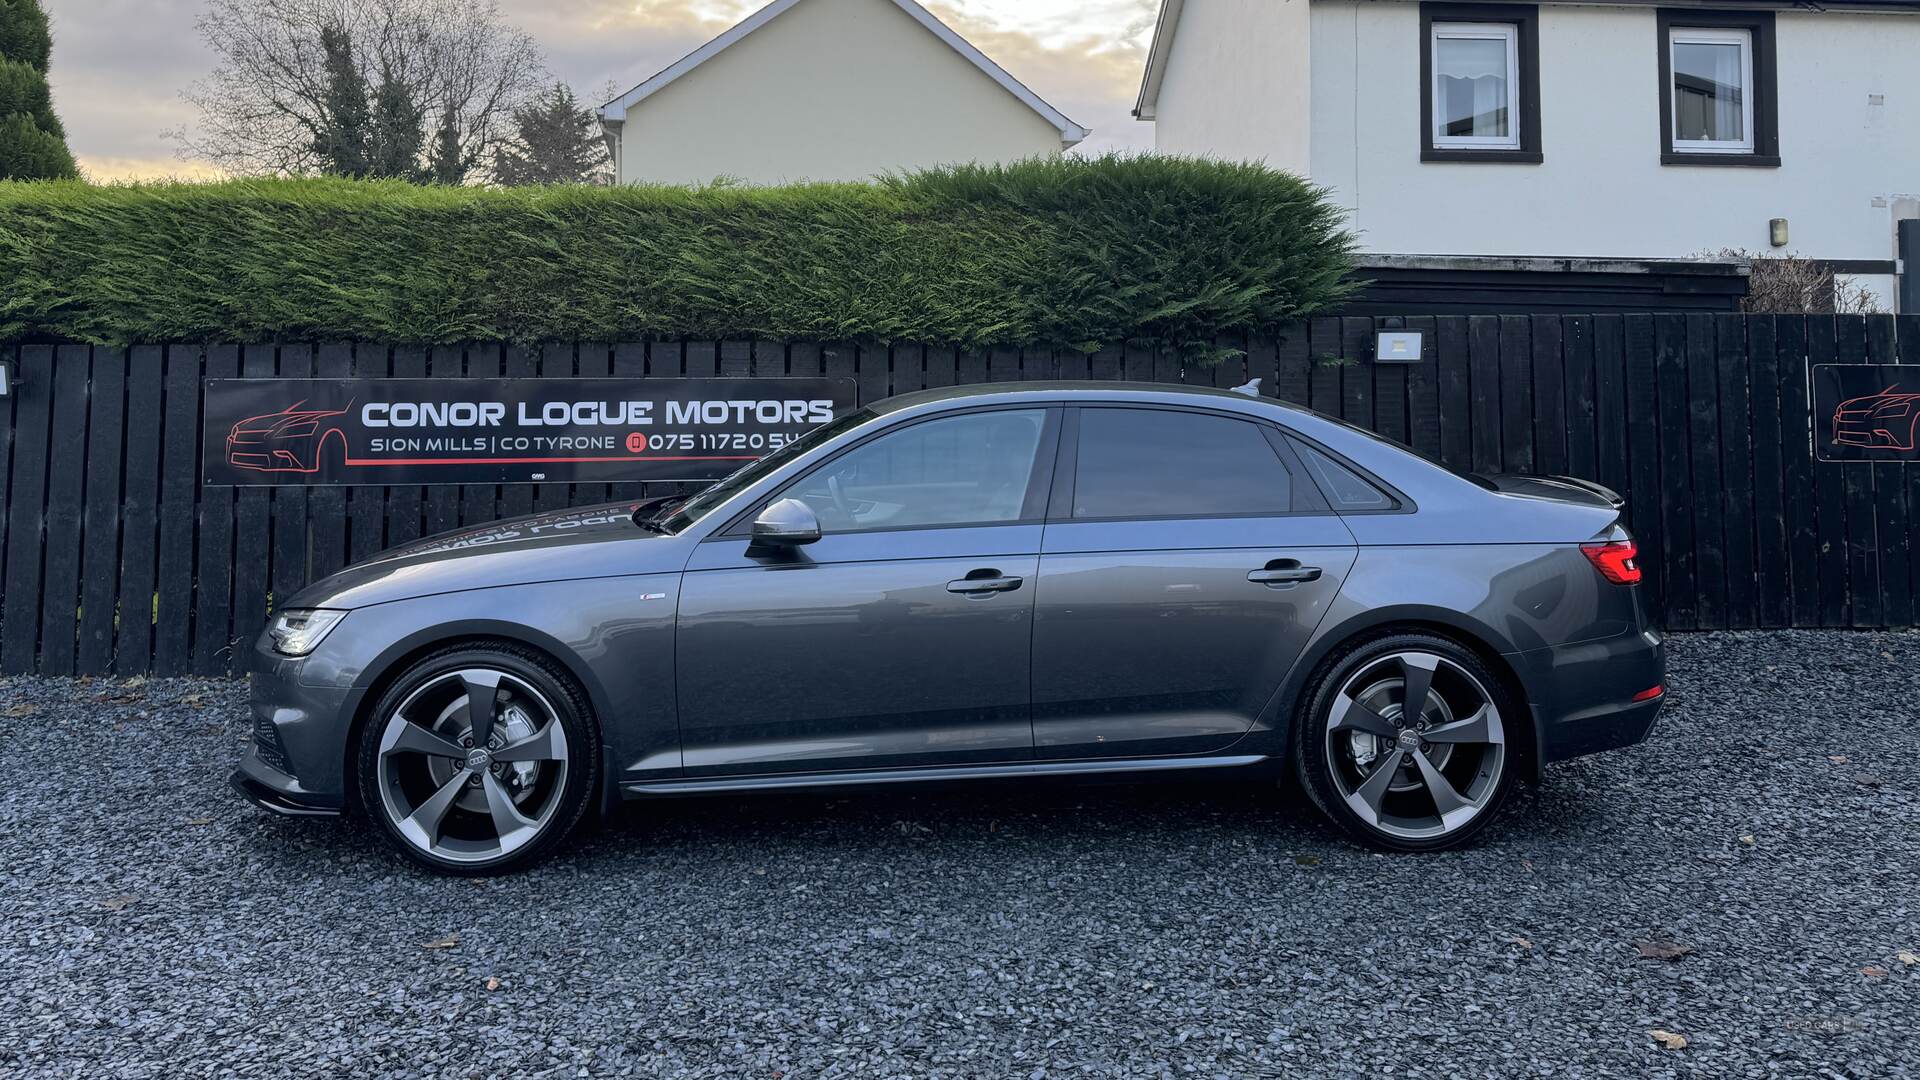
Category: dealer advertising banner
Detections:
[
  {"x1": 203, "y1": 377, "x2": 858, "y2": 485},
  {"x1": 1812, "y1": 365, "x2": 1920, "y2": 463}
]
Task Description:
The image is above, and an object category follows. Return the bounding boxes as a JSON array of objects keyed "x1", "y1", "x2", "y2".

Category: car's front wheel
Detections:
[
  {"x1": 356, "y1": 643, "x2": 599, "y2": 875},
  {"x1": 1294, "y1": 632, "x2": 1517, "y2": 851}
]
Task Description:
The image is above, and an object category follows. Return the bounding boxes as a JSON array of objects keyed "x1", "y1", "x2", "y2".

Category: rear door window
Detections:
[{"x1": 1071, "y1": 408, "x2": 1293, "y2": 519}]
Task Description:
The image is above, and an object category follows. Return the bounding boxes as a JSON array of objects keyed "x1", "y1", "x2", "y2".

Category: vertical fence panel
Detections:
[
  {"x1": 1530, "y1": 315, "x2": 1567, "y2": 476},
  {"x1": 1652, "y1": 315, "x2": 1696, "y2": 629},
  {"x1": 0, "y1": 344, "x2": 13, "y2": 620},
  {"x1": 271, "y1": 344, "x2": 314, "y2": 622},
  {"x1": 1496, "y1": 316, "x2": 1533, "y2": 474},
  {"x1": 193, "y1": 345, "x2": 239, "y2": 675},
  {"x1": 38, "y1": 345, "x2": 93, "y2": 675},
  {"x1": 1806, "y1": 317, "x2": 1849, "y2": 627},
  {"x1": 1746, "y1": 317, "x2": 1789, "y2": 629},
  {"x1": 1621, "y1": 316, "x2": 1664, "y2": 620},
  {"x1": 1434, "y1": 317, "x2": 1472, "y2": 473},
  {"x1": 1684, "y1": 315, "x2": 1725, "y2": 630},
  {"x1": 78, "y1": 347, "x2": 126, "y2": 673},
  {"x1": 153, "y1": 345, "x2": 201, "y2": 675},
  {"x1": 1774, "y1": 317, "x2": 1820, "y2": 628},
  {"x1": 1562, "y1": 316, "x2": 1597, "y2": 483},
  {"x1": 229, "y1": 345, "x2": 275, "y2": 671},
  {"x1": 1, "y1": 346, "x2": 55, "y2": 673},
  {"x1": 1835, "y1": 317, "x2": 1880, "y2": 627},
  {"x1": 1868, "y1": 316, "x2": 1911, "y2": 628},
  {"x1": 116, "y1": 346, "x2": 163, "y2": 674},
  {"x1": 1714, "y1": 315, "x2": 1757, "y2": 629}
]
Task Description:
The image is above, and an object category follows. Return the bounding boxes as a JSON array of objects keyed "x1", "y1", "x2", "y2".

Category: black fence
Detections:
[{"x1": 1, "y1": 314, "x2": 1916, "y2": 677}]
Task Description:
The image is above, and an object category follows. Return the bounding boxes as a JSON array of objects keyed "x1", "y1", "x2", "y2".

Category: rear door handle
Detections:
[
  {"x1": 1248, "y1": 565, "x2": 1321, "y2": 586},
  {"x1": 947, "y1": 573, "x2": 1024, "y2": 594}
]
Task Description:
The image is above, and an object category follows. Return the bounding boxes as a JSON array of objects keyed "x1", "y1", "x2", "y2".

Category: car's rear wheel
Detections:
[
  {"x1": 356, "y1": 643, "x2": 599, "y2": 875},
  {"x1": 1294, "y1": 632, "x2": 1516, "y2": 851}
]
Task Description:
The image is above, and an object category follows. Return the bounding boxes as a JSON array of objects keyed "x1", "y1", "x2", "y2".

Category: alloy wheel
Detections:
[
  {"x1": 1322, "y1": 650, "x2": 1506, "y2": 841},
  {"x1": 374, "y1": 667, "x2": 571, "y2": 866}
]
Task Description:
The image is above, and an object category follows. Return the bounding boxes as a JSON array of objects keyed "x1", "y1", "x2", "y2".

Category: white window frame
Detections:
[
  {"x1": 1668, "y1": 26, "x2": 1755, "y2": 154},
  {"x1": 1430, "y1": 22, "x2": 1522, "y2": 151}
]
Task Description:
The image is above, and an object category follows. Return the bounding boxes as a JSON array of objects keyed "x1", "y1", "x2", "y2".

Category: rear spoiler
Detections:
[{"x1": 1536, "y1": 475, "x2": 1626, "y2": 509}]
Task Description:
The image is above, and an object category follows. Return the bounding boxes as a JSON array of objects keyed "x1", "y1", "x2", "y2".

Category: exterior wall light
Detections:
[
  {"x1": 1769, "y1": 218, "x2": 1789, "y2": 247},
  {"x1": 1375, "y1": 330, "x2": 1424, "y2": 363}
]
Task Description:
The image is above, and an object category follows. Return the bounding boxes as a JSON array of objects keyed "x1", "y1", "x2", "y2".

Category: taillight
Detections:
[{"x1": 1581, "y1": 539, "x2": 1641, "y2": 585}]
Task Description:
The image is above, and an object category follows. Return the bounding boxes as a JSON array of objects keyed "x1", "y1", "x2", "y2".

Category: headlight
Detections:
[
  {"x1": 1872, "y1": 401, "x2": 1912, "y2": 418},
  {"x1": 266, "y1": 609, "x2": 346, "y2": 656},
  {"x1": 278, "y1": 420, "x2": 320, "y2": 436}
]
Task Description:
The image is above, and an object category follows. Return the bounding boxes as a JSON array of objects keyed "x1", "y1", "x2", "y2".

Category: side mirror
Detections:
[{"x1": 750, "y1": 498, "x2": 822, "y2": 546}]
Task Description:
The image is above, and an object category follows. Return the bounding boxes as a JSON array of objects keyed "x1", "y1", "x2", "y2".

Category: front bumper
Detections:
[
  {"x1": 234, "y1": 643, "x2": 357, "y2": 814},
  {"x1": 1511, "y1": 625, "x2": 1666, "y2": 771}
]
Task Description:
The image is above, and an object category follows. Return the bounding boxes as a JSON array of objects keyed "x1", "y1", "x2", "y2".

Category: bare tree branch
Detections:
[{"x1": 173, "y1": 0, "x2": 546, "y2": 181}]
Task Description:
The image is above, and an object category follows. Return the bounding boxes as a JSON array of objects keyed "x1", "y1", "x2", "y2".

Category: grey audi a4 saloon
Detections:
[{"x1": 235, "y1": 381, "x2": 1665, "y2": 874}]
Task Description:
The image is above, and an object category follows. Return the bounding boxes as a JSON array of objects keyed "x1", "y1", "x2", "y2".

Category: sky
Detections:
[{"x1": 41, "y1": 0, "x2": 1159, "y2": 182}]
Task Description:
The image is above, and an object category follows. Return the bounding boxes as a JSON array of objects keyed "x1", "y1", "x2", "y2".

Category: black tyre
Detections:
[
  {"x1": 355, "y1": 642, "x2": 600, "y2": 875},
  {"x1": 1293, "y1": 632, "x2": 1517, "y2": 852}
]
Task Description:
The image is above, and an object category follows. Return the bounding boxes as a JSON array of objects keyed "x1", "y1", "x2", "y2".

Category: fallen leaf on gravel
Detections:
[
  {"x1": 123, "y1": 676, "x2": 147, "y2": 688},
  {"x1": 1898, "y1": 951, "x2": 1919, "y2": 966},
  {"x1": 3, "y1": 702, "x2": 36, "y2": 717},
  {"x1": 1882, "y1": 651, "x2": 1895, "y2": 660},
  {"x1": 1294, "y1": 854, "x2": 1320, "y2": 867},
  {"x1": 1506, "y1": 935, "x2": 1533, "y2": 949},
  {"x1": 1854, "y1": 774, "x2": 1883, "y2": 788},
  {"x1": 1827, "y1": 755, "x2": 1850, "y2": 764},
  {"x1": 97, "y1": 895, "x2": 135, "y2": 912},
  {"x1": 184, "y1": 818, "x2": 213, "y2": 826},
  {"x1": 1862, "y1": 966, "x2": 1889, "y2": 978},
  {"x1": 421, "y1": 934, "x2": 460, "y2": 949},
  {"x1": 1739, "y1": 835, "x2": 1756, "y2": 846},
  {"x1": 1635, "y1": 940, "x2": 1695, "y2": 961},
  {"x1": 485, "y1": 976, "x2": 501, "y2": 991},
  {"x1": 1649, "y1": 1030, "x2": 1689, "y2": 1050}
]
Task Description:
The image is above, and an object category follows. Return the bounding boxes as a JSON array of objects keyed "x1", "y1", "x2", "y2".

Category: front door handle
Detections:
[
  {"x1": 1248, "y1": 563, "x2": 1322, "y2": 586},
  {"x1": 947, "y1": 571, "x2": 1024, "y2": 594}
]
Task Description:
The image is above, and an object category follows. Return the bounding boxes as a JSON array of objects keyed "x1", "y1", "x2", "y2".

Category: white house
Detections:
[
  {"x1": 599, "y1": 0, "x2": 1089, "y2": 186},
  {"x1": 1136, "y1": 0, "x2": 1920, "y2": 310}
]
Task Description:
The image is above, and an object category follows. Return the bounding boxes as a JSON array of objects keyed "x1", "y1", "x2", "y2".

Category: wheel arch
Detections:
[
  {"x1": 341, "y1": 620, "x2": 616, "y2": 815},
  {"x1": 1276, "y1": 607, "x2": 1541, "y2": 782}
]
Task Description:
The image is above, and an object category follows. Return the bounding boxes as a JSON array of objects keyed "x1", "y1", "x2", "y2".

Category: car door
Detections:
[
  {"x1": 676, "y1": 406, "x2": 1060, "y2": 777},
  {"x1": 1031, "y1": 405, "x2": 1358, "y2": 759}
]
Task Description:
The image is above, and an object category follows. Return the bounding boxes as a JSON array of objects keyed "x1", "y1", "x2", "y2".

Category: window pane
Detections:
[
  {"x1": 1294, "y1": 442, "x2": 1394, "y2": 511},
  {"x1": 794, "y1": 409, "x2": 1046, "y2": 532},
  {"x1": 1673, "y1": 39, "x2": 1745, "y2": 142},
  {"x1": 1073, "y1": 409, "x2": 1291, "y2": 519},
  {"x1": 1435, "y1": 35, "x2": 1511, "y2": 138}
]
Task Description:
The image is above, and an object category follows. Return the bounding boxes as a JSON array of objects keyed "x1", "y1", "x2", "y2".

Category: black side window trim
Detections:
[
  {"x1": 715, "y1": 404, "x2": 1064, "y2": 538},
  {"x1": 1047, "y1": 404, "x2": 1335, "y2": 524}
]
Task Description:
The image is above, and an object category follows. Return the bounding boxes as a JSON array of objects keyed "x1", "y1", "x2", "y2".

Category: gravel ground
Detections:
[{"x1": 0, "y1": 630, "x2": 1916, "y2": 1079}]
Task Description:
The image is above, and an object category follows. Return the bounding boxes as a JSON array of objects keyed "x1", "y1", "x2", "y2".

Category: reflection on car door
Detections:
[
  {"x1": 676, "y1": 408, "x2": 1059, "y2": 776},
  {"x1": 1031, "y1": 406, "x2": 1358, "y2": 759}
]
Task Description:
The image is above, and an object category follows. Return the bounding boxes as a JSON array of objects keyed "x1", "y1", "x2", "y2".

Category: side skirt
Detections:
[{"x1": 620, "y1": 754, "x2": 1271, "y2": 798}]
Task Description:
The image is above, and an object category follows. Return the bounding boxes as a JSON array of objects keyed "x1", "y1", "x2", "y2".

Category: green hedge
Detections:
[{"x1": 0, "y1": 156, "x2": 1356, "y2": 354}]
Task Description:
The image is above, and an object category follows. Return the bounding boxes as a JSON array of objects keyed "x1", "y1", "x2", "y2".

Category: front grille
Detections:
[{"x1": 252, "y1": 713, "x2": 292, "y2": 775}]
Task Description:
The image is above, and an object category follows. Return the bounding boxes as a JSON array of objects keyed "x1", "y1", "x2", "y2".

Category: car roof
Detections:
[{"x1": 870, "y1": 380, "x2": 1311, "y2": 417}]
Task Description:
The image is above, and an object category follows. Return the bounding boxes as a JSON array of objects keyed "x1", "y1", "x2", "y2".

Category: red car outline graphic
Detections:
[
  {"x1": 1832, "y1": 384, "x2": 1920, "y2": 453},
  {"x1": 226, "y1": 400, "x2": 352, "y2": 473}
]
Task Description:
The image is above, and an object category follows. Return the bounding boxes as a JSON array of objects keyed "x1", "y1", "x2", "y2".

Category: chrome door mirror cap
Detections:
[{"x1": 750, "y1": 498, "x2": 822, "y2": 546}]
